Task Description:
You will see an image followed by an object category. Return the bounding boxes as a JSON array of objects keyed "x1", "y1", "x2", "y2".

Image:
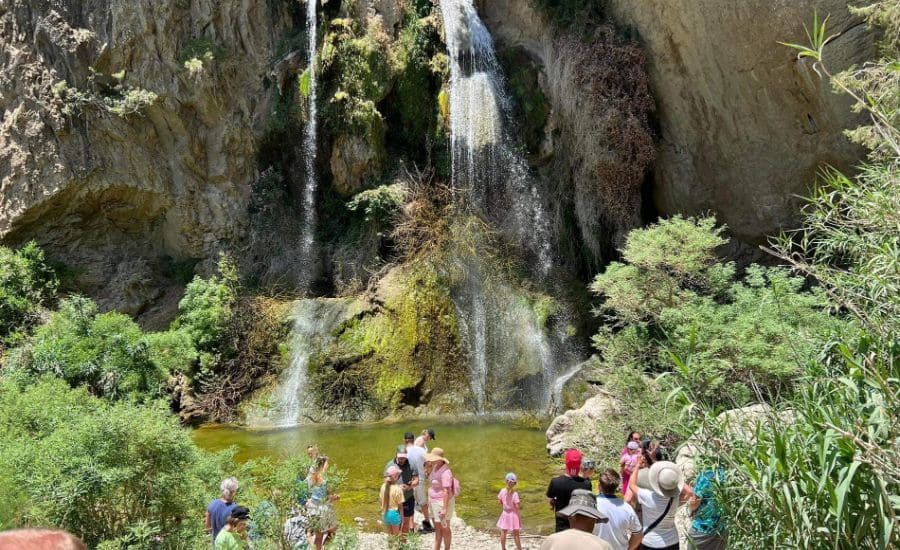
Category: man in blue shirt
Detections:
[{"x1": 206, "y1": 477, "x2": 240, "y2": 542}]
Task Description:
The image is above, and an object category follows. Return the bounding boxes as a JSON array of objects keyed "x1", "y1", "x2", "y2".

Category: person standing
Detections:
[
  {"x1": 205, "y1": 477, "x2": 239, "y2": 542},
  {"x1": 539, "y1": 489, "x2": 612, "y2": 550},
  {"x1": 415, "y1": 428, "x2": 436, "y2": 450},
  {"x1": 214, "y1": 506, "x2": 250, "y2": 550},
  {"x1": 627, "y1": 460, "x2": 691, "y2": 550},
  {"x1": 405, "y1": 430, "x2": 433, "y2": 533},
  {"x1": 381, "y1": 465, "x2": 405, "y2": 538},
  {"x1": 546, "y1": 449, "x2": 593, "y2": 532},
  {"x1": 581, "y1": 459, "x2": 597, "y2": 493},
  {"x1": 593, "y1": 469, "x2": 643, "y2": 550},
  {"x1": 497, "y1": 472, "x2": 522, "y2": 550},
  {"x1": 385, "y1": 444, "x2": 420, "y2": 535},
  {"x1": 424, "y1": 447, "x2": 455, "y2": 550},
  {"x1": 306, "y1": 455, "x2": 339, "y2": 550},
  {"x1": 620, "y1": 442, "x2": 641, "y2": 491},
  {"x1": 687, "y1": 469, "x2": 727, "y2": 550}
]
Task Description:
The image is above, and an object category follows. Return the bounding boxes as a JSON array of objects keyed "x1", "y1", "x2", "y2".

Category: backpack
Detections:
[{"x1": 451, "y1": 476, "x2": 461, "y2": 497}]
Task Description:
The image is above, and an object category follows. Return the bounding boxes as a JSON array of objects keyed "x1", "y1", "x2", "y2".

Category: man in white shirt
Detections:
[
  {"x1": 593, "y1": 469, "x2": 642, "y2": 550},
  {"x1": 414, "y1": 428, "x2": 434, "y2": 450},
  {"x1": 404, "y1": 431, "x2": 433, "y2": 533}
]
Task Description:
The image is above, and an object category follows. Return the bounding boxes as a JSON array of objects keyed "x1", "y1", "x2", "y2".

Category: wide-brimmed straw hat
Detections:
[
  {"x1": 556, "y1": 489, "x2": 608, "y2": 522},
  {"x1": 423, "y1": 447, "x2": 449, "y2": 465},
  {"x1": 649, "y1": 461, "x2": 684, "y2": 498}
]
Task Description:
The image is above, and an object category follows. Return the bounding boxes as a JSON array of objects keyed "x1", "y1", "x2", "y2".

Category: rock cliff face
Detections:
[
  {"x1": 0, "y1": 0, "x2": 292, "y2": 313},
  {"x1": 478, "y1": 0, "x2": 656, "y2": 269},
  {"x1": 482, "y1": 0, "x2": 874, "y2": 248},
  {"x1": 606, "y1": 0, "x2": 874, "y2": 243}
]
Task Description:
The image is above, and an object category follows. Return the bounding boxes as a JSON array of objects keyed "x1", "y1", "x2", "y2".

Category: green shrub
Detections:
[
  {"x1": 5, "y1": 296, "x2": 167, "y2": 400},
  {"x1": 346, "y1": 182, "x2": 408, "y2": 226},
  {"x1": 591, "y1": 216, "x2": 842, "y2": 406},
  {"x1": 0, "y1": 377, "x2": 228, "y2": 547},
  {"x1": 0, "y1": 241, "x2": 57, "y2": 345},
  {"x1": 146, "y1": 329, "x2": 199, "y2": 379},
  {"x1": 176, "y1": 256, "x2": 238, "y2": 353}
]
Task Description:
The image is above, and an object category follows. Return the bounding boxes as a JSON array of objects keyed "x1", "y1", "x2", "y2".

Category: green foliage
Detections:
[
  {"x1": 497, "y1": 48, "x2": 549, "y2": 155},
  {"x1": 4, "y1": 297, "x2": 167, "y2": 400},
  {"x1": 346, "y1": 182, "x2": 408, "y2": 225},
  {"x1": 679, "y1": 332, "x2": 899, "y2": 549},
  {"x1": 0, "y1": 242, "x2": 58, "y2": 345},
  {"x1": 176, "y1": 256, "x2": 238, "y2": 353},
  {"x1": 53, "y1": 69, "x2": 158, "y2": 118},
  {"x1": 320, "y1": 17, "x2": 395, "y2": 136},
  {"x1": 0, "y1": 377, "x2": 228, "y2": 547},
  {"x1": 388, "y1": 11, "x2": 442, "y2": 158},
  {"x1": 591, "y1": 216, "x2": 841, "y2": 406},
  {"x1": 677, "y1": 8, "x2": 900, "y2": 548},
  {"x1": 146, "y1": 329, "x2": 199, "y2": 378}
]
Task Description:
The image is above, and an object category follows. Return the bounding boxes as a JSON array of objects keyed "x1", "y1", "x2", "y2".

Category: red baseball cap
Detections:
[{"x1": 565, "y1": 449, "x2": 582, "y2": 476}]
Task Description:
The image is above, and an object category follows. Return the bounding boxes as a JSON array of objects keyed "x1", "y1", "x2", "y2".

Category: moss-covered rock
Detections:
[{"x1": 306, "y1": 260, "x2": 468, "y2": 420}]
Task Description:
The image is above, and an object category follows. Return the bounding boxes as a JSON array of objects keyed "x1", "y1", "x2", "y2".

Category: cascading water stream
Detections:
[
  {"x1": 440, "y1": 0, "x2": 562, "y2": 409},
  {"x1": 440, "y1": 0, "x2": 553, "y2": 275},
  {"x1": 300, "y1": 0, "x2": 319, "y2": 264}
]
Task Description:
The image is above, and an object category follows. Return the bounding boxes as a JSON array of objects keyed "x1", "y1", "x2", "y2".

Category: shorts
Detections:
[
  {"x1": 384, "y1": 509, "x2": 402, "y2": 527},
  {"x1": 414, "y1": 483, "x2": 427, "y2": 507},
  {"x1": 430, "y1": 497, "x2": 455, "y2": 524},
  {"x1": 688, "y1": 528, "x2": 726, "y2": 550},
  {"x1": 402, "y1": 497, "x2": 415, "y2": 518}
]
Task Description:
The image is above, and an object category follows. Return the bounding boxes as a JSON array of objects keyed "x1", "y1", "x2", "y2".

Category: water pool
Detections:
[{"x1": 193, "y1": 419, "x2": 560, "y2": 535}]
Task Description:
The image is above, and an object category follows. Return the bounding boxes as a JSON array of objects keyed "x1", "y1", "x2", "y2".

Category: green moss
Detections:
[
  {"x1": 531, "y1": 294, "x2": 559, "y2": 328},
  {"x1": 308, "y1": 260, "x2": 465, "y2": 418},
  {"x1": 320, "y1": 18, "x2": 395, "y2": 136},
  {"x1": 497, "y1": 47, "x2": 548, "y2": 155}
]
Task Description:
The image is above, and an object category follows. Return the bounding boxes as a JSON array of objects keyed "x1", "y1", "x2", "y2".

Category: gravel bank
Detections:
[{"x1": 355, "y1": 516, "x2": 545, "y2": 550}]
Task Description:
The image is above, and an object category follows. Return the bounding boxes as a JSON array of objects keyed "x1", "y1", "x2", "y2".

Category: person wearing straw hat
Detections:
[
  {"x1": 627, "y1": 460, "x2": 692, "y2": 550},
  {"x1": 539, "y1": 489, "x2": 612, "y2": 550},
  {"x1": 424, "y1": 447, "x2": 455, "y2": 550}
]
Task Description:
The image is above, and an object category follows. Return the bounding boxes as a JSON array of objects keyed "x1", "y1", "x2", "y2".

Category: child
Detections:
[
  {"x1": 620, "y1": 441, "x2": 640, "y2": 490},
  {"x1": 497, "y1": 472, "x2": 522, "y2": 550},
  {"x1": 381, "y1": 466, "x2": 404, "y2": 538}
]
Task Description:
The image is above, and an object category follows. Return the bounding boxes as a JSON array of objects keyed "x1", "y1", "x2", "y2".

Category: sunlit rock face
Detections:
[
  {"x1": 604, "y1": 0, "x2": 875, "y2": 245},
  {"x1": 0, "y1": 0, "x2": 292, "y2": 312}
]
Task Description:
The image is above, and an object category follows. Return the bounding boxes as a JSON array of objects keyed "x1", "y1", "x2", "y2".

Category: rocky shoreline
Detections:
[{"x1": 356, "y1": 516, "x2": 545, "y2": 550}]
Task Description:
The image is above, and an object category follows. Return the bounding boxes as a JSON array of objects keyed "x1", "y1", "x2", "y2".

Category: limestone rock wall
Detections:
[
  {"x1": 605, "y1": 0, "x2": 875, "y2": 243},
  {"x1": 479, "y1": 0, "x2": 656, "y2": 269},
  {"x1": 0, "y1": 0, "x2": 292, "y2": 313}
]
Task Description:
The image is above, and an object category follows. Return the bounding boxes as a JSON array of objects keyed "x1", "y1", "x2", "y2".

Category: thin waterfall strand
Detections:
[{"x1": 300, "y1": 0, "x2": 318, "y2": 262}]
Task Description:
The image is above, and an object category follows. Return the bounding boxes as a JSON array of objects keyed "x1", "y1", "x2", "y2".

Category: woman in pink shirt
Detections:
[{"x1": 424, "y1": 448, "x2": 455, "y2": 550}]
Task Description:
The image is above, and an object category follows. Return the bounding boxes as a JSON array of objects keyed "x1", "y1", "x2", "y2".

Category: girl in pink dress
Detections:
[{"x1": 496, "y1": 472, "x2": 522, "y2": 550}]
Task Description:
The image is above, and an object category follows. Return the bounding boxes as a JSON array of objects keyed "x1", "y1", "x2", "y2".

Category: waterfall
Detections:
[
  {"x1": 441, "y1": 0, "x2": 563, "y2": 409},
  {"x1": 300, "y1": 0, "x2": 319, "y2": 265},
  {"x1": 250, "y1": 299, "x2": 355, "y2": 427},
  {"x1": 439, "y1": 0, "x2": 553, "y2": 274}
]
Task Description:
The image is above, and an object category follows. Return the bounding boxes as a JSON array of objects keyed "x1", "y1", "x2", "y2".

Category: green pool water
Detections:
[{"x1": 192, "y1": 419, "x2": 560, "y2": 534}]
